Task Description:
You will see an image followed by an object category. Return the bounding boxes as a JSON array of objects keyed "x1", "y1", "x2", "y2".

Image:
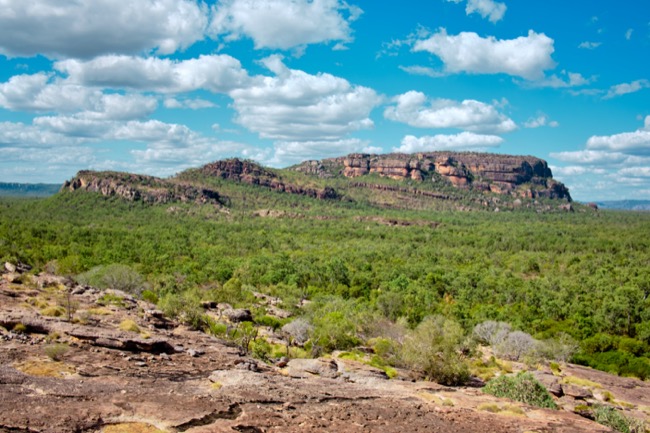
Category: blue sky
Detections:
[{"x1": 0, "y1": 0, "x2": 648, "y2": 201}]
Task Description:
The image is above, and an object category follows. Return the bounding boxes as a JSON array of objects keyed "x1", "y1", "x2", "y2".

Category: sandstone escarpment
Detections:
[
  {"x1": 199, "y1": 159, "x2": 338, "y2": 200},
  {"x1": 63, "y1": 171, "x2": 222, "y2": 205},
  {"x1": 294, "y1": 152, "x2": 571, "y2": 201}
]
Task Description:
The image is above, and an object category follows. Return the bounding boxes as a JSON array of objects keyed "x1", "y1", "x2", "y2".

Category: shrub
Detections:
[
  {"x1": 473, "y1": 320, "x2": 512, "y2": 346},
  {"x1": 44, "y1": 343, "x2": 69, "y2": 361},
  {"x1": 483, "y1": 372, "x2": 557, "y2": 409},
  {"x1": 119, "y1": 319, "x2": 140, "y2": 333},
  {"x1": 593, "y1": 405, "x2": 646, "y2": 433},
  {"x1": 12, "y1": 323, "x2": 27, "y2": 333},
  {"x1": 399, "y1": 315, "x2": 470, "y2": 386},
  {"x1": 77, "y1": 264, "x2": 143, "y2": 295},
  {"x1": 281, "y1": 318, "x2": 312, "y2": 346},
  {"x1": 41, "y1": 306, "x2": 66, "y2": 317}
]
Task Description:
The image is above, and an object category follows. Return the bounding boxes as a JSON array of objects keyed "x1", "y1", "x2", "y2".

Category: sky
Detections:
[{"x1": 0, "y1": 0, "x2": 648, "y2": 201}]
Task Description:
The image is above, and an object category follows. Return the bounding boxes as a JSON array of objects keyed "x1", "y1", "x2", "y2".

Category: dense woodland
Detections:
[{"x1": 1, "y1": 179, "x2": 649, "y2": 381}]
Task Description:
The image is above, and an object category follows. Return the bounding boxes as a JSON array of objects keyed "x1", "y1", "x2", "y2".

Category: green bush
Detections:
[
  {"x1": 76, "y1": 264, "x2": 143, "y2": 295},
  {"x1": 399, "y1": 315, "x2": 470, "y2": 386},
  {"x1": 483, "y1": 372, "x2": 557, "y2": 409},
  {"x1": 44, "y1": 343, "x2": 69, "y2": 361},
  {"x1": 593, "y1": 405, "x2": 646, "y2": 433}
]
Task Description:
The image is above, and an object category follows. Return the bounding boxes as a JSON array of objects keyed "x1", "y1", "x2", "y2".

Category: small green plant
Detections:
[
  {"x1": 12, "y1": 323, "x2": 27, "y2": 333},
  {"x1": 41, "y1": 305, "x2": 66, "y2": 317},
  {"x1": 119, "y1": 319, "x2": 140, "y2": 333},
  {"x1": 44, "y1": 343, "x2": 69, "y2": 361},
  {"x1": 549, "y1": 361, "x2": 561, "y2": 375},
  {"x1": 483, "y1": 372, "x2": 557, "y2": 409},
  {"x1": 97, "y1": 293, "x2": 126, "y2": 308},
  {"x1": 141, "y1": 289, "x2": 158, "y2": 304},
  {"x1": 593, "y1": 405, "x2": 646, "y2": 433}
]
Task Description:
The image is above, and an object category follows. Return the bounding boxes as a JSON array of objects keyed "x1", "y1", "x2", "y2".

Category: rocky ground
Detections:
[{"x1": 1, "y1": 266, "x2": 648, "y2": 433}]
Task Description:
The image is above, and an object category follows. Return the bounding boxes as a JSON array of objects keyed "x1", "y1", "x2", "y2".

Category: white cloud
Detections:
[
  {"x1": 268, "y1": 138, "x2": 371, "y2": 166},
  {"x1": 0, "y1": 0, "x2": 208, "y2": 59},
  {"x1": 578, "y1": 41, "x2": 601, "y2": 50},
  {"x1": 446, "y1": 0, "x2": 506, "y2": 23},
  {"x1": 465, "y1": 0, "x2": 507, "y2": 23},
  {"x1": 604, "y1": 79, "x2": 650, "y2": 99},
  {"x1": 164, "y1": 98, "x2": 216, "y2": 109},
  {"x1": 395, "y1": 132, "x2": 503, "y2": 153},
  {"x1": 527, "y1": 71, "x2": 592, "y2": 89},
  {"x1": 384, "y1": 91, "x2": 516, "y2": 134},
  {"x1": 0, "y1": 74, "x2": 158, "y2": 118},
  {"x1": 618, "y1": 167, "x2": 650, "y2": 178},
  {"x1": 625, "y1": 29, "x2": 634, "y2": 40},
  {"x1": 645, "y1": 115, "x2": 650, "y2": 130},
  {"x1": 228, "y1": 55, "x2": 380, "y2": 141},
  {"x1": 524, "y1": 113, "x2": 559, "y2": 128},
  {"x1": 55, "y1": 55, "x2": 251, "y2": 94},
  {"x1": 209, "y1": 0, "x2": 362, "y2": 50},
  {"x1": 413, "y1": 29, "x2": 555, "y2": 80},
  {"x1": 586, "y1": 130, "x2": 650, "y2": 155},
  {"x1": 550, "y1": 150, "x2": 629, "y2": 165},
  {"x1": 398, "y1": 65, "x2": 444, "y2": 78}
]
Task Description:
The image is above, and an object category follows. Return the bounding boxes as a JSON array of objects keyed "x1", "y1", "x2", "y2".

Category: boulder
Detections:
[
  {"x1": 563, "y1": 384, "x2": 593, "y2": 400},
  {"x1": 285, "y1": 358, "x2": 340, "y2": 379},
  {"x1": 223, "y1": 308, "x2": 253, "y2": 323}
]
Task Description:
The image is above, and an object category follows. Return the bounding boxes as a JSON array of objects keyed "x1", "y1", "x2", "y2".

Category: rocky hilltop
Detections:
[
  {"x1": 62, "y1": 171, "x2": 223, "y2": 205},
  {"x1": 197, "y1": 159, "x2": 338, "y2": 200},
  {"x1": 294, "y1": 152, "x2": 571, "y2": 201}
]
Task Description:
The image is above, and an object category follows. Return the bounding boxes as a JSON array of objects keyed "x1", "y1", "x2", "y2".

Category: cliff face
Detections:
[
  {"x1": 199, "y1": 159, "x2": 338, "y2": 200},
  {"x1": 294, "y1": 152, "x2": 571, "y2": 201},
  {"x1": 63, "y1": 171, "x2": 222, "y2": 205}
]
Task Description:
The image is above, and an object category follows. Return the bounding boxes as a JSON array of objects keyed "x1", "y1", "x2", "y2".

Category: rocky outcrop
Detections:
[
  {"x1": 294, "y1": 152, "x2": 571, "y2": 201},
  {"x1": 63, "y1": 171, "x2": 222, "y2": 205},
  {"x1": 199, "y1": 159, "x2": 338, "y2": 200}
]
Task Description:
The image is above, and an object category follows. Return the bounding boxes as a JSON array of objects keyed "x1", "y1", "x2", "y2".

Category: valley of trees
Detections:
[{"x1": 1, "y1": 180, "x2": 649, "y2": 382}]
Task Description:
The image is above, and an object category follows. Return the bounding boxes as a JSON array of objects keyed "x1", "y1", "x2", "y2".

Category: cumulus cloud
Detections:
[
  {"x1": 384, "y1": 91, "x2": 516, "y2": 134},
  {"x1": 267, "y1": 138, "x2": 372, "y2": 166},
  {"x1": 578, "y1": 41, "x2": 601, "y2": 49},
  {"x1": 209, "y1": 0, "x2": 362, "y2": 50},
  {"x1": 617, "y1": 166, "x2": 650, "y2": 178},
  {"x1": 0, "y1": 73, "x2": 158, "y2": 118},
  {"x1": 164, "y1": 98, "x2": 216, "y2": 109},
  {"x1": 55, "y1": 55, "x2": 251, "y2": 94},
  {"x1": 524, "y1": 71, "x2": 592, "y2": 89},
  {"x1": 549, "y1": 150, "x2": 629, "y2": 165},
  {"x1": 395, "y1": 132, "x2": 503, "y2": 153},
  {"x1": 586, "y1": 130, "x2": 650, "y2": 155},
  {"x1": 413, "y1": 29, "x2": 555, "y2": 80},
  {"x1": 228, "y1": 55, "x2": 380, "y2": 141},
  {"x1": 604, "y1": 79, "x2": 650, "y2": 99},
  {"x1": 625, "y1": 29, "x2": 634, "y2": 40},
  {"x1": 0, "y1": 0, "x2": 208, "y2": 59},
  {"x1": 398, "y1": 65, "x2": 444, "y2": 78},
  {"x1": 524, "y1": 114, "x2": 559, "y2": 128},
  {"x1": 446, "y1": 0, "x2": 507, "y2": 23}
]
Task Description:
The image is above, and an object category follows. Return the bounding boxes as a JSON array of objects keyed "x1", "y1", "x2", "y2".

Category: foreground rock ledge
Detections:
[{"x1": 0, "y1": 277, "x2": 633, "y2": 433}]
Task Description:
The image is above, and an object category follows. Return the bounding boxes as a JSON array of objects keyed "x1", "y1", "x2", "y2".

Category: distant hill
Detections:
[
  {"x1": 596, "y1": 200, "x2": 650, "y2": 211},
  {"x1": 60, "y1": 152, "x2": 580, "y2": 213},
  {"x1": 0, "y1": 182, "x2": 60, "y2": 197}
]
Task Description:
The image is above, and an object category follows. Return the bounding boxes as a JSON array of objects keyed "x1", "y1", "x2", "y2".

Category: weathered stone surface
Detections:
[
  {"x1": 63, "y1": 171, "x2": 222, "y2": 205},
  {"x1": 533, "y1": 371, "x2": 563, "y2": 397},
  {"x1": 285, "y1": 358, "x2": 340, "y2": 379},
  {"x1": 564, "y1": 384, "x2": 594, "y2": 400},
  {"x1": 223, "y1": 308, "x2": 253, "y2": 323},
  {"x1": 293, "y1": 152, "x2": 572, "y2": 201}
]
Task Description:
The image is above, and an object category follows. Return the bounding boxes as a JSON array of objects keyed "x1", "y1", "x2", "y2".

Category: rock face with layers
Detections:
[
  {"x1": 63, "y1": 171, "x2": 223, "y2": 205},
  {"x1": 294, "y1": 152, "x2": 571, "y2": 201},
  {"x1": 199, "y1": 159, "x2": 338, "y2": 200}
]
